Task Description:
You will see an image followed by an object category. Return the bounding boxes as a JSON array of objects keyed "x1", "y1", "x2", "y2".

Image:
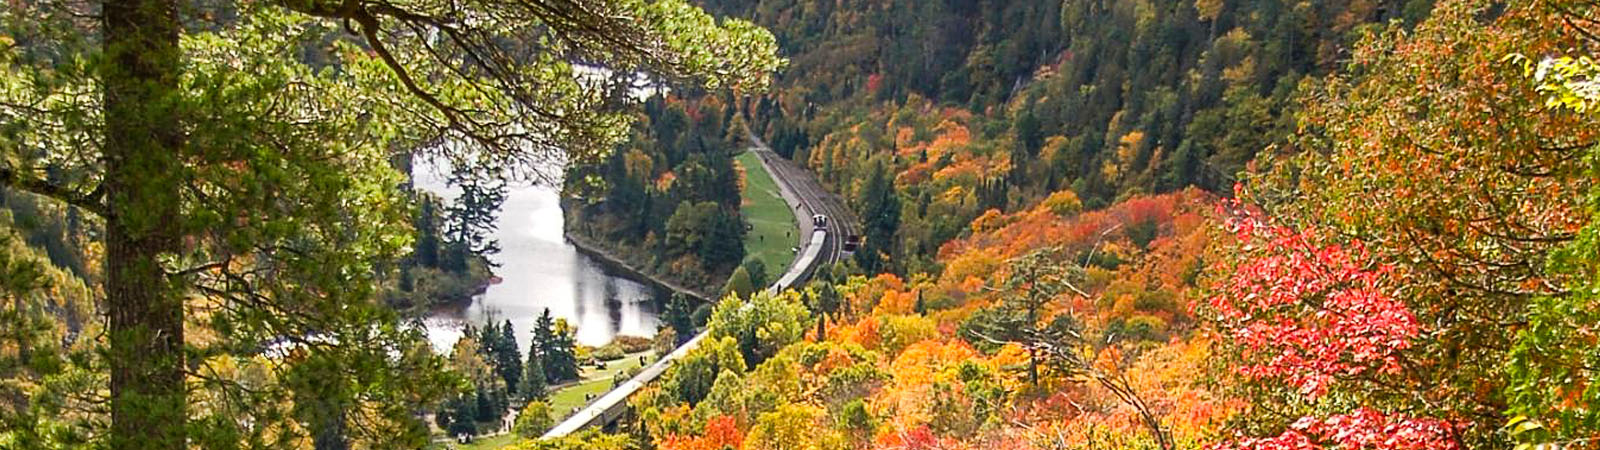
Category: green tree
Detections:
[
  {"x1": 707, "y1": 290, "x2": 810, "y2": 366},
  {"x1": 957, "y1": 249, "x2": 1085, "y2": 389},
  {"x1": 488, "y1": 320, "x2": 524, "y2": 397},
  {"x1": 661, "y1": 336, "x2": 746, "y2": 405},
  {"x1": 854, "y1": 160, "x2": 901, "y2": 273},
  {"x1": 532, "y1": 309, "x2": 580, "y2": 383},
  {"x1": 0, "y1": 1, "x2": 781, "y2": 449},
  {"x1": 513, "y1": 400, "x2": 555, "y2": 439},
  {"x1": 447, "y1": 394, "x2": 477, "y2": 437},
  {"x1": 722, "y1": 265, "x2": 756, "y2": 300},
  {"x1": 743, "y1": 259, "x2": 770, "y2": 290},
  {"x1": 663, "y1": 292, "x2": 698, "y2": 341},
  {"x1": 520, "y1": 345, "x2": 548, "y2": 401}
]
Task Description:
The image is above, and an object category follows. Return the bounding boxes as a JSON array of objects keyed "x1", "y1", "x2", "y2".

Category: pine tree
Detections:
[
  {"x1": 473, "y1": 388, "x2": 495, "y2": 424},
  {"x1": 664, "y1": 293, "x2": 697, "y2": 342},
  {"x1": 855, "y1": 160, "x2": 902, "y2": 273},
  {"x1": 532, "y1": 309, "x2": 580, "y2": 383},
  {"x1": 546, "y1": 319, "x2": 581, "y2": 382},
  {"x1": 496, "y1": 320, "x2": 522, "y2": 396},
  {"x1": 447, "y1": 395, "x2": 476, "y2": 437},
  {"x1": 520, "y1": 345, "x2": 547, "y2": 401}
]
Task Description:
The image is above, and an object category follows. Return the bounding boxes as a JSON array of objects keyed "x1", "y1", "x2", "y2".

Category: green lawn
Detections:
[
  {"x1": 547, "y1": 351, "x2": 654, "y2": 422},
  {"x1": 429, "y1": 351, "x2": 655, "y2": 449},
  {"x1": 737, "y1": 151, "x2": 799, "y2": 282}
]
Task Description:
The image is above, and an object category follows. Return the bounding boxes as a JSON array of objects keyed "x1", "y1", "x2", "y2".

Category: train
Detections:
[
  {"x1": 547, "y1": 214, "x2": 838, "y2": 439},
  {"x1": 768, "y1": 225, "x2": 828, "y2": 294}
]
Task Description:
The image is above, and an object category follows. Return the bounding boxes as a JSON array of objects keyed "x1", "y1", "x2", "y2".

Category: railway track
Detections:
[
  {"x1": 542, "y1": 131, "x2": 858, "y2": 439},
  {"x1": 747, "y1": 132, "x2": 859, "y2": 267}
]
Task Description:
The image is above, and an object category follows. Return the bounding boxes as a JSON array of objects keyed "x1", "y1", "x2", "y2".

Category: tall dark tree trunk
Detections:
[{"x1": 103, "y1": 0, "x2": 185, "y2": 447}]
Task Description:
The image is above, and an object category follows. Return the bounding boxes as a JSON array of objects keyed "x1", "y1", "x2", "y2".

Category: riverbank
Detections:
[{"x1": 563, "y1": 231, "x2": 712, "y2": 301}]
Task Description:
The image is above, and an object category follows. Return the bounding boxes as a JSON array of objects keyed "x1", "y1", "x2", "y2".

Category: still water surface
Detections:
[{"x1": 415, "y1": 165, "x2": 661, "y2": 352}]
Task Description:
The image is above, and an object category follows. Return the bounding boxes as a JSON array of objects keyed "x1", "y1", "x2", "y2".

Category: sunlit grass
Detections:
[{"x1": 736, "y1": 151, "x2": 800, "y2": 281}]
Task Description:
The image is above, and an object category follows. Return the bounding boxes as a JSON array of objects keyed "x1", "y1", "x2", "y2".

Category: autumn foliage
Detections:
[{"x1": 1205, "y1": 203, "x2": 1419, "y2": 398}]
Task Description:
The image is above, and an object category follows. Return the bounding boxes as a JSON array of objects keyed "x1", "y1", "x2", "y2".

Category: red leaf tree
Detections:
[{"x1": 1203, "y1": 197, "x2": 1459, "y2": 450}]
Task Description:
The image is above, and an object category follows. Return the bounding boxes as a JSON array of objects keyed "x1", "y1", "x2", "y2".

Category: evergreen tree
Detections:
[
  {"x1": 533, "y1": 309, "x2": 580, "y2": 383},
  {"x1": 722, "y1": 266, "x2": 756, "y2": 300},
  {"x1": 447, "y1": 395, "x2": 476, "y2": 437},
  {"x1": 855, "y1": 160, "x2": 902, "y2": 273},
  {"x1": 495, "y1": 320, "x2": 522, "y2": 396},
  {"x1": 413, "y1": 196, "x2": 442, "y2": 268},
  {"x1": 546, "y1": 319, "x2": 581, "y2": 382},
  {"x1": 443, "y1": 165, "x2": 506, "y2": 260},
  {"x1": 664, "y1": 293, "x2": 697, "y2": 342},
  {"x1": 743, "y1": 259, "x2": 770, "y2": 290},
  {"x1": 473, "y1": 388, "x2": 495, "y2": 424},
  {"x1": 520, "y1": 344, "x2": 547, "y2": 401}
]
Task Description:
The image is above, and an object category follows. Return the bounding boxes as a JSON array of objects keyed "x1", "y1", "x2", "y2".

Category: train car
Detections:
[
  {"x1": 811, "y1": 214, "x2": 828, "y2": 228},
  {"x1": 769, "y1": 228, "x2": 827, "y2": 294}
]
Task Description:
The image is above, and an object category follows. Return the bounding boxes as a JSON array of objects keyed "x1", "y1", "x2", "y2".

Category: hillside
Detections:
[
  {"x1": 721, "y1": 0, "x2": 1426, "y2": 274},
  {"x1": 524, "y1": 1, "x2": 1600, "y2": 450},
  {"x1": 3, "y1": 0, "x2": 1599, "y2": 449}
]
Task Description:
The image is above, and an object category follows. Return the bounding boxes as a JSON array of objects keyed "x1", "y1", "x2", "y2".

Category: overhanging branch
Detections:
[{"x1": 0, "y1": 165, "x2": 107, "y2": 216}]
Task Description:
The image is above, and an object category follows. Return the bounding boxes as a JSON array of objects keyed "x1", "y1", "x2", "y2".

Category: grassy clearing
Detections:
[
  {"x1": 547, "y1": 351, "x2": 654, "y2": 421},
  {"x1": 429, "y1": 351, "x2": 655, "y2": 449},
  {"x1": 736, "y1": 151, "x2": 799, "y2": 281}
]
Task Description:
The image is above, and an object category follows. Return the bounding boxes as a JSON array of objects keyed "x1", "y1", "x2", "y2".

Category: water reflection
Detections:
[{"x1": 415, "y1": 161, "x2": 660, "y2": 352}]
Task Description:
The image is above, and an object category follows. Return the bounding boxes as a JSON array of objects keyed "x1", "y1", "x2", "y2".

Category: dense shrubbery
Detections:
[
  {"x1": 593, "y1": 343, "x2": 626, "y2": 362},
  {"x1": 612, "y1": 335, "x2": 655, "y2": 354}
]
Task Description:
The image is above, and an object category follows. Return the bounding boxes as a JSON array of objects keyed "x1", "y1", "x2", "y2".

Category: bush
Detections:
[
  {"x1": 613, "y1": 366, "x2": 644, "y2": 388},
  {"x1": 613, "y1": 335, "x2": 653, "y2": 353},
  {"x1": 1125, "y1": 315, "x2": 1168, "y2": 342},
  {"x1": 838, "y1": 399, "x2": 875, "y2": 435},
  {"x1": 691, "y1": 303, "x2": 714, "y2": 328},
  {"x1": 594, "y1": 343, "x2": 626, "y2": 361},
  {"x1": 653, "y1": 327, "x2": 679, "y2": 355},
  {"x1": 513, "y1": 400, "x2": 554, "y2": 438}
]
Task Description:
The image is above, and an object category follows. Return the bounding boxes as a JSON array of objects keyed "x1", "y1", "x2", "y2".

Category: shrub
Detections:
[
  {"x1": 613, "y1": 335, "x2": 653, "y2": 353},
  {"x1": 513, "y1": 400, "x2": 554, "y2": 438},
  {"x1": 691, "y1": 302, "x2": 714, "y2": 327},
  {"x1": 653, "y1": 327, "x2": 679, "y2": 355},
  {"x1": 594, "y1": 343, "x2": 626, "y2": 361}
]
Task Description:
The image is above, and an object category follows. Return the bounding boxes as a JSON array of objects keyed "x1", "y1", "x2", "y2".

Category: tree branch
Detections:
[{"x1": 0, "y1": 165, "x2": 107, "y2": 216}]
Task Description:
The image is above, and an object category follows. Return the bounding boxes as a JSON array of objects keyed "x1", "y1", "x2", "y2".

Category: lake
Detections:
[{"x1": 415, "y1": 162, "x2": 662, "y2": 352}]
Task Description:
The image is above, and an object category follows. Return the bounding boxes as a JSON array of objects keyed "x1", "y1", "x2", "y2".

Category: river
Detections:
[{"x1": 416, "y1": 163, "x2": 662, "y2": 352}]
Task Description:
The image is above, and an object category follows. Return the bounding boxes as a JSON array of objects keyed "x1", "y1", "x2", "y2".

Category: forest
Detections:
[{"x1": 2, "y1": 0, "x2": 1599, "y2": 450}]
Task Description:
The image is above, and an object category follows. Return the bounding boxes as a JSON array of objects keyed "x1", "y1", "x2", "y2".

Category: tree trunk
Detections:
[{"x1": 103, "y1": 0, "x2": 185, "y2": 447}]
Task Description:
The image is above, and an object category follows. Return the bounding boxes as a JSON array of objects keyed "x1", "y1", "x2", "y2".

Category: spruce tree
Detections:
[
  {"x1": 496, "y1": 320, "x2": 522, "y2": 396},
  {"x1": 664, "y1": 293, "x2": 697, "y2": 342},
  {"x1": 546, "y1": 319, "x2": 581, "y2": 382},
  {"x1": 520, "y1": 345, "x2": 547, "y2": 401}
]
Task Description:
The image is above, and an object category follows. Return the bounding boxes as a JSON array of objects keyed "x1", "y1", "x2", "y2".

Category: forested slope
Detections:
[
  {"x1": 526, "y1": 1, "x2": 1600, "y2": 450},
  {"x1": 716, "y1": 0, "x2": 1427, "y2": 274}
]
